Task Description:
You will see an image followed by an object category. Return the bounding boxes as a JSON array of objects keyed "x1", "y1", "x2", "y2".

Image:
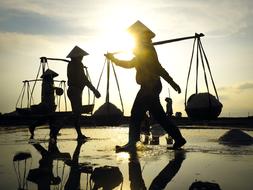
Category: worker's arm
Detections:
[
  {"x1": 87, "y1": 82, "x2": 101, "y2": 98},
  {"x1": 104, "y1": 53, "x2": 135, "y2": 68},
  {"x1": 82, "y1": 75, "x2": 101, "y2": 98},
  {"x1": 149, "y1": 50, "x2": 181, "y2": 93},
  {"x1": 158, "y1": 66, "x2": 181, "y2": 94}
]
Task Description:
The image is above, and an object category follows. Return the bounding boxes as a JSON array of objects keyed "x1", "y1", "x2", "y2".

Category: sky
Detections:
[{"x1": 0, "y1": 0, "x2": 253, "y2": 117}]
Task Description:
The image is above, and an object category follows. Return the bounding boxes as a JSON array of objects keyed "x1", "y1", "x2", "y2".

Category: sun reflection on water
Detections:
[
  {"x1": 116, "y1": 152, "x2": 130, "y2": 161},
  {"x1": 1, "y1": 127, "x2": 253, "y2": 190}
]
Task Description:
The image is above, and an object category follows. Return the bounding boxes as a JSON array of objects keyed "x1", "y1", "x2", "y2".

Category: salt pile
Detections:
[{"x1": 218, "y1": 129, "x2": 253, "y2": 145}]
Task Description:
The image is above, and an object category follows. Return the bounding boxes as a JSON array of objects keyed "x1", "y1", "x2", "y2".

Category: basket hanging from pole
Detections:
[{"x1": 184, "y1": 37, "x2": 223, "y2": 120}]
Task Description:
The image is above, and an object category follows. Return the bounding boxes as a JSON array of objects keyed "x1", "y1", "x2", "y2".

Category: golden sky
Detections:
[{"x1": 0, "y1": 0, "x2": 253, "y2": 117}]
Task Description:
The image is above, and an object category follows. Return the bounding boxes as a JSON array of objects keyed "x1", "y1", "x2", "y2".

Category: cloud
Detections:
[
  {"x1": 0, "y1": 7, "x2": 97, "y2": 36},
  {"x1": 218, "y1": 81, "x2": 253, "y2": 94},
  {"x1": 217, "y1": 81, "x2": 253, "y2": 117},
  {"x1": 0, "y1": 0, "x2": 111, "y2": 36},
  {"x1": 1, "y1": 0, "x2": 253, "y2": 39},
  {"x1": 237, "y1": 82, "x2": 253, "y2": 90},
  {"x1": 0, "y1": 0, "x2": 88, "y2": 18},
  {"x1": 0, "y1": 0, "x2": 253, "y2": 116},
  {"x1": 151, "y1": 0, "x2": 253, "y2": 38}
]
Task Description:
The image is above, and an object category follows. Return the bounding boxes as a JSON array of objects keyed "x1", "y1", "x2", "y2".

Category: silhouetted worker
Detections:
[
  {"x1": 165, "y1": 97, "x2": 173, "y2": 117},
  {"x1": 105, "y1": 20, "x2": 186, "y2": 151},
  {"x1": 29, "y1": 69, "x2": 59, "y2": 139},
  {"x1": 67, "y1": 46, "x2": 101, "y2": 141},
  {"x1": 41, "y1": 70, "x2": 57, "y2": 111},
  {"x1": 31, "y1": 69, "x2": 58, "y2": 114}
]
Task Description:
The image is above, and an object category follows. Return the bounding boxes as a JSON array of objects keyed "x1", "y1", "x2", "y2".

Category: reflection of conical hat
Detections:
[
  {"x1": 66, "y1": 46, "x2": 89, "y2": 58},
  {"x1": 127, "y1": 20, "x2": 155, "y2": 39},
  {"x1": 40, "y1": 69, "x2": 58, "y2": 78}
]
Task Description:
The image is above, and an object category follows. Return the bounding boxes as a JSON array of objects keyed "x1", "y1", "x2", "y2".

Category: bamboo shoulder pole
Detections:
[{"x1": 153, "y1": 33, "x2": 204, "y2": 46}]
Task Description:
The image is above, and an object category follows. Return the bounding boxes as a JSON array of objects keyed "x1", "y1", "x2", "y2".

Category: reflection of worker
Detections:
[
  {"x1": 67, "y1": 46, "x2": 101, "y2": 141},
  {"x1": 165, "y1": 97, "x2": 173, "y2": 117},
  {"x1": 106, "y1": 21, "x2": 186, "y2": 151},
  {"x1": 128, "y1": 151, "x2": 146, "y2": 190},
  {"x1": 27, "y1": 141, "x2": 71, "y2": 190},
  {"x1": 149, "y1": 150, "x2": 186, "y2": 189},
  {"x1": 64, "y1": 141, "x2": 86, "y2": 190},
  {"x1": 128, "y1": 149, "x2": 185, "y2": 190}
]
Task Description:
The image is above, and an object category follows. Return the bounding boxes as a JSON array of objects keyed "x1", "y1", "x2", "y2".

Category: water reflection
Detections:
[
  {"x1": 149, "y1": 150, "x2": 185, "y2": 189},
  {"x1": 18, "y1": 139, "x2": 124, "y2": 190},
  {"x1": 128, "y1": 151, "x2": 147, "y2": 189},
  {"x1": 6, "y1": 127, "x2": 253, "y2": 190},
  {"x1": 13, "y1": 152, "x2": 32, "y2": 190},
  {"x1": 90, "y1": 165, "x2": 123, "y2": 189},
  {"x1": 27, "y1": 140, "x2": 71, "y2": 190},
  {"x1": 128, "y1": 149, "x2": 186, "y2": 190},
  {"x1": 64, "y1": 141, "x2": 92, "y2": 190},
  {"x1": 14, "y1": 140, "x2": 185, "y2": 190}
]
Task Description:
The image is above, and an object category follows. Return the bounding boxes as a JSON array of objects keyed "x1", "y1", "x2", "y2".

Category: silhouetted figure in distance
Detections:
[
  {"x1": 105, "y1": 20, "x2": 186, "y2": 151},
  {"x1": 31, "y1": 69, "x2": 58, "y2": 114},
  {"x1": 29, "y1": 69, "x2": 59, "y2": 139},
  {"x1": 165, "y1": 97, "x2": 173, "y2": 117},
  {"x1": 67, "y1": 46, "x2": 101, "y2": 141},
  {"x1": 140, "y1": 111, "x2": 151, "y2": 144}
]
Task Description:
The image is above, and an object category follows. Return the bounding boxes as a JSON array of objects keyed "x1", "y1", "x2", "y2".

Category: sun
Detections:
[{"x1": 103, "y1": 30, "x2": 135, "y2": 60}]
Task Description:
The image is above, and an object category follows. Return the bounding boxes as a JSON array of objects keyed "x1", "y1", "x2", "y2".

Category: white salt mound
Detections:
[
  {"x1": 218, "y1": 129, "x2": 253, "y2": 145},
  {"x1": 93, "y1": 102, "x2": 123, "y2": 116}
]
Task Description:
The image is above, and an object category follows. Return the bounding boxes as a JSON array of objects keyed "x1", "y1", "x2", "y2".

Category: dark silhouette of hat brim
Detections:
[
  {"x1": 40, "y1": 69, "x2": 59, "y2": 78},
  {"x1": 127, "y1": 20, "x2": 156, "y2": 39},
  {"x1": 67, "y1": 46, "x2": 89, "y2": 58}
]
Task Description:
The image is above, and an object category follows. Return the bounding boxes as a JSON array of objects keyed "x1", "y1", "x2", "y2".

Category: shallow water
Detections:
[{"x1": 0, "y1": 126, "x2": 253, "y2": 190}]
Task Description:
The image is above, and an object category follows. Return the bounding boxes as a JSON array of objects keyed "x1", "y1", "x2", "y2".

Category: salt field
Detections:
[{"x1": 0, "y1": 126, "x2": 253, "y2": 190}]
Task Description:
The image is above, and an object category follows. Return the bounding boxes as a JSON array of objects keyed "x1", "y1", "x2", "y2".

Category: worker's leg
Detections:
[
  {"x1": 129, "y1": 92, "x2": 148, "y2": 144},
  {"x1": 49, "y1": 115, "x2": 64, "y2": 141},
  {"x1": 68, "y1": 87, "x2": 88, "y2": 140},
  {"x1": 116, "y1": 91, "x2": 147, "y2": 152}
]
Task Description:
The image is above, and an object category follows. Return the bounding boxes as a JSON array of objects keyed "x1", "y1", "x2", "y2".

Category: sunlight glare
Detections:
[
  {"x1": 116, "y1": 152, "x2": 130, "y2": 161},
  {"x1": 104, "y1": 31, "x2": 135, "y2": 60}
]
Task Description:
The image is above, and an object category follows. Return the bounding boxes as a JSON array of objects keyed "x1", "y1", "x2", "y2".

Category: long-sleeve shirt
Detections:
[{"x1": 111, "y1": 43, "x2": 175, "y2": 91}]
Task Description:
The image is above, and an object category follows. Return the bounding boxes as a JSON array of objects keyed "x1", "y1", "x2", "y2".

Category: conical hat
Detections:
[
  {"x1": 127, "y1": 20, "x2": 155, "y2": 39},
  {"x1": 66, "y1": 46, "x2": 89, "y2": 58},
  {"x1": 40, "y1": 69, "x2": 59, "y2": 78}
]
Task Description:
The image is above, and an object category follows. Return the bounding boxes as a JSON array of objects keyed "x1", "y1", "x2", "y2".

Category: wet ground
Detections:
[{"x1": 0, "y1": 125, "x2": 253, "y2": 190}]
